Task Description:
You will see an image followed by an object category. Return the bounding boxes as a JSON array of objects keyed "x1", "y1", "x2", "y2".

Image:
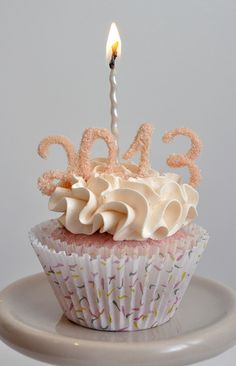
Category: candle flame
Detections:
[{"x1": 106, "y1": 23, "x2": 121, "y2": 60}]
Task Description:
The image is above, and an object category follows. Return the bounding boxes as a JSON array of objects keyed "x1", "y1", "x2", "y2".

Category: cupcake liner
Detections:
[{"x1": 29, "y1": 220, "x2": 208, "y2": 331}]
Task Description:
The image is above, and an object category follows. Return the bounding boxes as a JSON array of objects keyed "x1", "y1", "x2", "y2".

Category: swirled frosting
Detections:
[{"x1": 49, "y1": 158, "x2": 199, "y2": 241}]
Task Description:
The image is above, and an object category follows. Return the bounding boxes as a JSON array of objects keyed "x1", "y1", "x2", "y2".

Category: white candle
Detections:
[
  {"x1": 109, "y1": 67, "x2": 118, "y2": 158},
  {"x1": 106, "y1": 23, "x2": 121, "y2": 162}
]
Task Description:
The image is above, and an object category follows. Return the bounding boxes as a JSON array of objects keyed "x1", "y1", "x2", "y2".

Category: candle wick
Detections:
[{"x1": 109, "y1": 52, "x2": 117, "y2": 69}]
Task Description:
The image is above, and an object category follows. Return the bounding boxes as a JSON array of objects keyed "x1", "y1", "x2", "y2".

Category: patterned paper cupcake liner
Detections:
[{"x1": 29, "y1": 220, "x2": 208, "y2": 331}]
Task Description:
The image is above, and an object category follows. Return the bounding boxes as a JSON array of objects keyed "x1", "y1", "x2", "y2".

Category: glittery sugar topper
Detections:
[{"x1": 37, "y1": 124, "x2": 202, "y2": 196}]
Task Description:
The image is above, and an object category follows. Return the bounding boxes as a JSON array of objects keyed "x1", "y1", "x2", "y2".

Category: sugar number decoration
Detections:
[
  {"x1": 38, "y1": 130, "x2": 118, "y2": 195},
  {"x1": 38, "y1": 136, "x2": 78, "y2": 196},
  {"x1": 162, "y1": 128, "x2": 202, "y2": 188},
  {"x1": 38, "y1": 125, "x2": 201, "y2": 196},
  {"x1": 123, "y1": 123, "x2": 154, "y2": 176},
  {"x1": 77, "y1": 128, "x2": 118, "y2": 181}
]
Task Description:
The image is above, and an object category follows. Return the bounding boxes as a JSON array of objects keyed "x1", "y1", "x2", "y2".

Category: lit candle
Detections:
[{"x1": 106, "y1": 22, "x2": 121, "y2": 162}]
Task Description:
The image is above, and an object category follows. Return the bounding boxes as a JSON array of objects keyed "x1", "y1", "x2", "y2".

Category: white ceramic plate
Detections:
[{"x1": 0, "y1": 273, "x2": 236, "y2": 366}]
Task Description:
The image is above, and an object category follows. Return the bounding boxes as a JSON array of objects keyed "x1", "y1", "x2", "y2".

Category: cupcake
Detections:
[{"x1": 30, "y1": 124, "x2": 209, "y2": 331}]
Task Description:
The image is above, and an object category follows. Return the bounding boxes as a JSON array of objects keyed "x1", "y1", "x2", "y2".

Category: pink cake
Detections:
[{"x1": 51, "y1": 224, "x2": 195, "y2": 256}]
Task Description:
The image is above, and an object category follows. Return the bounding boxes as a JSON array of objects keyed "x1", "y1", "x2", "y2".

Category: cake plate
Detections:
[{"x1": 0, "y1": 273, "x2": 236, "y2": 366}]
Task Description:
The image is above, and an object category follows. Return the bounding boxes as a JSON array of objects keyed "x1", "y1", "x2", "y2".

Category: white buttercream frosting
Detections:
[{"x1": 49, "y1": 158, "x2": 199, "y2": 240}]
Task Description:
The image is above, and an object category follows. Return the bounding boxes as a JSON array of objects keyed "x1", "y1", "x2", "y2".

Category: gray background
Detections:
[{"x1": 0, "y1": 0, "x2": 236, "y2": 365}]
